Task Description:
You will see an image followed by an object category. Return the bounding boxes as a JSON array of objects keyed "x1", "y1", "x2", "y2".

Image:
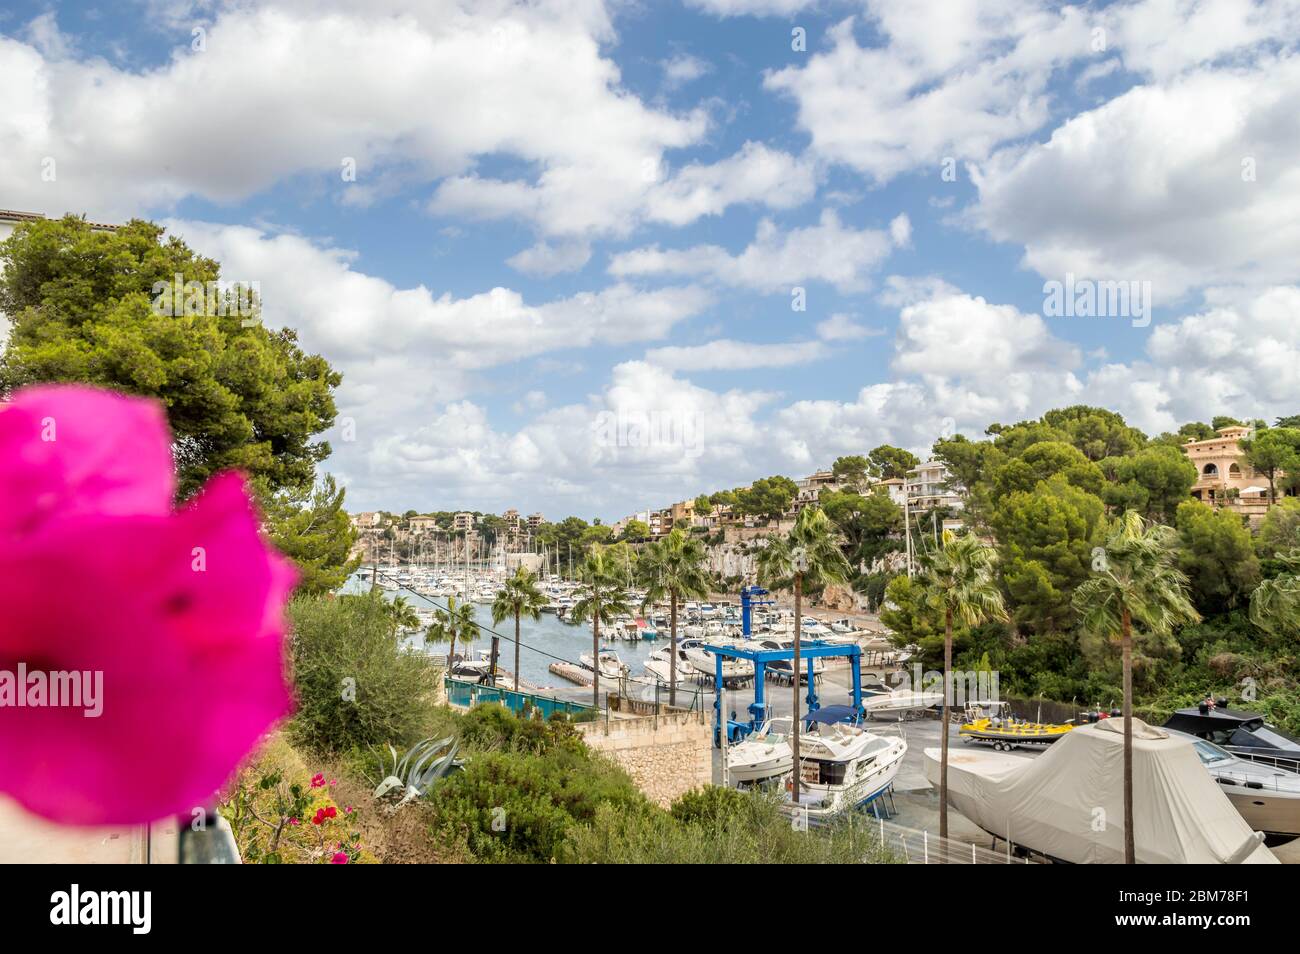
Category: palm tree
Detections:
[
  {"x1": 638, "y1": 528, "x2": 711, "y2": 706},
  {"x1": 1249, "y1": 548, "x2": 1300, "y2": 638},
  {"x1": 385, "y1": 595, "x2": 421, "y2": 638},
  {"x1": 1072, "y1": 511, "x2": 1200, "y2": 864},
  {"x1": 755, "y1": 506, "x2": 850, "y2": 805},
  {"x1": 914, "y1": 530, "x2": 1007, "y2": 842},
  {"x1": 571, "y1": 546, "x2": 632, "y2": 709},
  {"x1": 491, "y1": 567, "x2": 548, "y2": 690},
  {"x1": 426, "y1": 595, "x2": 478, "y2": 675}
]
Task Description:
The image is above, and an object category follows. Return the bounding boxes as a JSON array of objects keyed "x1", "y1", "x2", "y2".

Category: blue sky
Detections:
[{"x1": 2, "y1": 0, "x2": 1298, "y2": 520}]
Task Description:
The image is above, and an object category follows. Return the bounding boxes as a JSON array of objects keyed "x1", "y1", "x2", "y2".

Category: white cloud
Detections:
[
  {"x1": 889, "y1": 212, "x2": 912, "y2": 247},
  {"x1": 816, "y1": 313, "x2": 883, "y2": 340},
  {"x1": 609, "y1": 209, "x2": 896, "y2": 292},
  {"x1": 507, "y1": 240, "x2": 592, "y2": 277},
  {"x1": 765, "y1": 2, "x2": 1092, "y2": 181},
  {"x1": 0, "y1": 1, "x2": 705, "y2": 235},
  {"x1": 685, "y1": 0, "x2": 820, "y2": 15},
  {"x1": 972, "y1": 57, "x2": 1300, "y2": 299},
  {"x1": 644, "y1": 141, "x2": 817, "y2": 227},
  {"x1": 645, "y1": 338, "x2": 827, "y2": 371},
  {"x1": 661, "y1": 53, "x2": 711, "y2": 88}
]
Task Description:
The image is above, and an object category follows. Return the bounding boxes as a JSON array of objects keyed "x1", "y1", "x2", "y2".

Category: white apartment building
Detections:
[{"x1": 905, "y1": 460, "x2": 964, "y2": 511}]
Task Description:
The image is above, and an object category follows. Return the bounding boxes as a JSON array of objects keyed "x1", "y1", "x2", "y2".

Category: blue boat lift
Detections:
[{"x1": 705, "y1": 639, "x2": 865, "y2": 745}]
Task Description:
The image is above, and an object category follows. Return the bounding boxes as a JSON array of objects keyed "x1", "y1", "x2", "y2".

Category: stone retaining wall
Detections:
[{"x1": 578, "y1": 711, "x2": 712, "y2": 807}]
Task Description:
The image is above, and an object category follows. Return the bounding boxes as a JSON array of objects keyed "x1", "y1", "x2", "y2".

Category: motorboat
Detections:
[
  {"x1": 781, "y1": 713, "x2": 907, "y2": 823},
  {"x1": 1163, "y1": 703, "x2": 1300, "y2": 769},
  {"x1": 925, "y1": 718, "x2": 1279, "y2": 864},
  {"x1": 683, "y1": 641, "x2": 752, "y2": 684},
  {"x1": 861, "y1": 686, "x2": 944, "y2": 720},
  {"x1": 580, "y1": 651, "x2": 629, "y2": 680},
  {"x1": 1167, "y1": 729, "x2": 1300, "y2": 844},
  {"x1": 643, "y1": 644, "x2": 697, "y2": 683},
  {"x1": 958, "y1": 700, "x2": 1074, "y2": 750},
  {"x1": 727, "y1": 719, "x2": 794, "y2": 786},
  {"x1": 757, "y1": 637, "x2": 825, "y2": 682}
]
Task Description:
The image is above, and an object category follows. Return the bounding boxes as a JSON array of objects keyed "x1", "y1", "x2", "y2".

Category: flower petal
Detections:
[{"x1": 0, "y1": 385, "x2": 175, "y2": 542}]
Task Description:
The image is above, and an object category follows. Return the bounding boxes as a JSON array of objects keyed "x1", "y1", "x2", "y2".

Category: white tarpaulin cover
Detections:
[{"x1": 924, "y1": 718, "x2": 1278, "y2": 864}]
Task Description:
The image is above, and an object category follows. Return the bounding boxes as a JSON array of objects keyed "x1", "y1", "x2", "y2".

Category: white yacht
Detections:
[
  {"x1": 580, "y1": 650, "x2": 629, "y2": 680},
  {"x1": 782, "y1": 720, "x2": 907, "y2": 823},
  {"x1": 1169, "y1": 730, "x2": 1300, "y2": 843},
  {"x1": 728, "y1": 719, "x2": 794, "y2": 786},
  {"x1": 861, "y1": 686, "x2": 944, "y2": 720},
  {"x1": 644, "y1": 644, "x2": 697, "y2": 682}
]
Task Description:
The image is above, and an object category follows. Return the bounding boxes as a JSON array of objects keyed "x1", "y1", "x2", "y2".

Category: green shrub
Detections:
[
  {"x1": 430, "y1": 745, "x2": 646, "y2": 862},
  {"x1": 562, "y1": 788, "x2": 899, "y2": 864},
  {"x1": 288, "y1": 592, "x2": 441, "y2": 752}
]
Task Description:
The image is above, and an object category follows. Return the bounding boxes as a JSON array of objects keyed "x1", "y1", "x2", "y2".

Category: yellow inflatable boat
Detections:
[{"x1": 959, "y1": 701, "x2": 1074, "y2": 751}]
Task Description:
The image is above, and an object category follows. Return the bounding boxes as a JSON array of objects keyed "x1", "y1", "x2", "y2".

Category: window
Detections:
[
  {"x1": 1203, "y1": 463, "x2": 1218, "y2": 476},
  {"x1": 1229, "y1": 463, "x2": 1241, "y2": 476}
]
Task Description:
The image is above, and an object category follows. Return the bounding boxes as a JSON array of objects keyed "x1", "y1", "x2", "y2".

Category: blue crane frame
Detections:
[{"x1": 704, "y1": 639, "x2": 864, "y2": 745}]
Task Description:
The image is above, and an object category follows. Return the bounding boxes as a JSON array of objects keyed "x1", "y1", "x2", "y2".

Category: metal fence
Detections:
[
  {"x1": 870, "y1": 816, "x2": 1037, "y2": 864},
  {"x1": 443, "y1": 677, "x2": 596, "y2": 720}
]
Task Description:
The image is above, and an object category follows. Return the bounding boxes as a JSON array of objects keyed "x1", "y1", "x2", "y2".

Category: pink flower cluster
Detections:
[{"x1": 0, "y1": 386, "x2": 297, "y2": 825}]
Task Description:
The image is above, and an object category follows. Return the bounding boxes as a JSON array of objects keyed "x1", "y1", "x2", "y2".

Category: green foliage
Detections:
[
  {"x1": 868, "y1": 444, "x2": 919, "y2": 479},
  {"x1": 1243, "y1": 427, "x2": 1300, "y2": 503},
  {"x1": 1249, "y1": 549, "x2": 1300, "y2": 641},
  {"x1": 991, "y1": 441, "x2": 1105, "y2": 498},
  {"x1": 736, "y1": 475, "x2": 799, "y2": 520},
  {"x1": 287, "y1": 592, "x2": 441, "y2": 753},
  {"x1": 620, "y1": 518, "x2": 651, "y2": 542},
  {"x1": 430, "y1": 741, "x2": 644, "y2": 862},
  {"x1": 819, "y1": 487, "x2": 902, "y2": 562},
  {"x1": 991, "y1": 476, "x2": 1105, "y2": 634},
  {"x1": 879, "y1": 574, "x2": 943, "y2": 644},
  {"x1": 831, "y1": 454, "x2": 871, "y2": 488},
  {"x1": 1257, "y1": 499, "x2": 1300, "y2": 559},
  {"x1": 260, "y1": 473, "x2": 360, "y2": 595},
  {"x1": 1040, "y1": 405, "x2": 1146, "y2": 460},
  {"x1": 1175, "y1": 501, "x2": 1261, "y2": 614},
  {"x1": 756, "y1": 506, "x2": 851, "y2": 594},
  {"x1": 0, "y1": 216, "x2": 341, "y2": 497},
  {"x1": 1099, "y1": 444, "x2": 1198, "y2": 523},
  {"x1": 426, "y1": 595, "x2": 479, "y2": 663},
  {"x1": 561, "y1": 789, "x2": 898, "y2": 864}
]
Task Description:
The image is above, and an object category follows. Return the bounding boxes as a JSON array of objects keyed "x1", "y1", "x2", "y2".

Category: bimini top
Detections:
[{"x1": 803, "y1": 704, "x2": 861, "y2": 726}]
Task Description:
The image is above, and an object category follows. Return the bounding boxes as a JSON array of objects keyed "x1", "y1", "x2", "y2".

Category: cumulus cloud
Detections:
[
  {"x1": 645, "y1": 338, "x2": 828, "y2": 371},
  {"x1": 0, "y1": 1, "x2": 707, "y2": 237},
  {"x1": 764, "y1": 1, "x2": 1092, "y2": 181},
  {"x1": 608, "y1": 210, "x2": 896, "y2": 292},
  {"x1": 971, "y1": 57, "x2": 1300, "y2": 300}
]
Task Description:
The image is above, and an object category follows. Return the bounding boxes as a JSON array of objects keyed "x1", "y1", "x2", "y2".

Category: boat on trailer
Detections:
[{"x1": 959, "y1": 700, "x2": 1074, "y2": 750}]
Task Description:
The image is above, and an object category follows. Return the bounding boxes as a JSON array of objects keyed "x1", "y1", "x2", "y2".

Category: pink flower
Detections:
[
  {"x1": 328, "y1": 778, "x2": 337, "y2": 787},
  {"x1": 290, "y1": 817, "x2": 300, "y2": 826},
  {"x1": 325, "y1": 805, "x2": 337, "y2": 819},
  {"x1": 310, "y1": 773, "x2": 325, "y2": 788},
  {"x1": 331, "y1": 851, "x2": 349, "y2": 864},
  {"x1": 0, "y1": 385, "x2": 297, "y2": 826}
]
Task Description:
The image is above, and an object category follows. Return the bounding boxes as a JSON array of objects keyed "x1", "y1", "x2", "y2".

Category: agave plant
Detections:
[{"x1": 372, "y1": 736, "x2": 460, "y2": 808}]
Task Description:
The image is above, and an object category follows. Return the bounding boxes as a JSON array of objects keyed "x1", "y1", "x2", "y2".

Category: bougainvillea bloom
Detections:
[
  {"x1": 331, "y1": 851, "x2": 349, "y2": 864},
  {"x1": 0, "y1": 385, "x2": 296, "y2": 825},
  {"x1": 310, "y1": 773, "x2": 325, "y2": 788}
]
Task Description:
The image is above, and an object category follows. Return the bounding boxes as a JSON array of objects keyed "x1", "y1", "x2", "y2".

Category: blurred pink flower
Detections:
[
  {"x1": 0, "y1": 385, "x2": 297, "y2": 825},
  {"x1": 310, "y1": 772, "x2": 325, "y2": 788},
  {"x1": 331, "y1": 851, "x2": 349, "y2": 864}
]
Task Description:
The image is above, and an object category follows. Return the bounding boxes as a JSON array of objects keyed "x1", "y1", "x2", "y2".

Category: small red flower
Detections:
[
  {"x1": 310, "y1": 773, "x2": 326, "y2": 788},
  {"x1": 331, "y1": 851, "x2": 349, "y2": 864}
]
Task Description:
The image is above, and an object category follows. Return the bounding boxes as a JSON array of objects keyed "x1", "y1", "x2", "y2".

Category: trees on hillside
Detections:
[{"x1": 0, "y1": 216, "x2": 340, "y2": 498}]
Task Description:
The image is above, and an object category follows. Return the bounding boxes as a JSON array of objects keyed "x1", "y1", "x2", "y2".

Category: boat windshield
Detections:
[{"x1": 1191, "y1": 739, "x2": 1234, "y2": 766}]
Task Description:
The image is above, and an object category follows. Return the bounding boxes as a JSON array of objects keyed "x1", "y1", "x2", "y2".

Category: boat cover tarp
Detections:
[{"x1": 923, "y1": 718, "x2": 1278, "y2": 864}]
